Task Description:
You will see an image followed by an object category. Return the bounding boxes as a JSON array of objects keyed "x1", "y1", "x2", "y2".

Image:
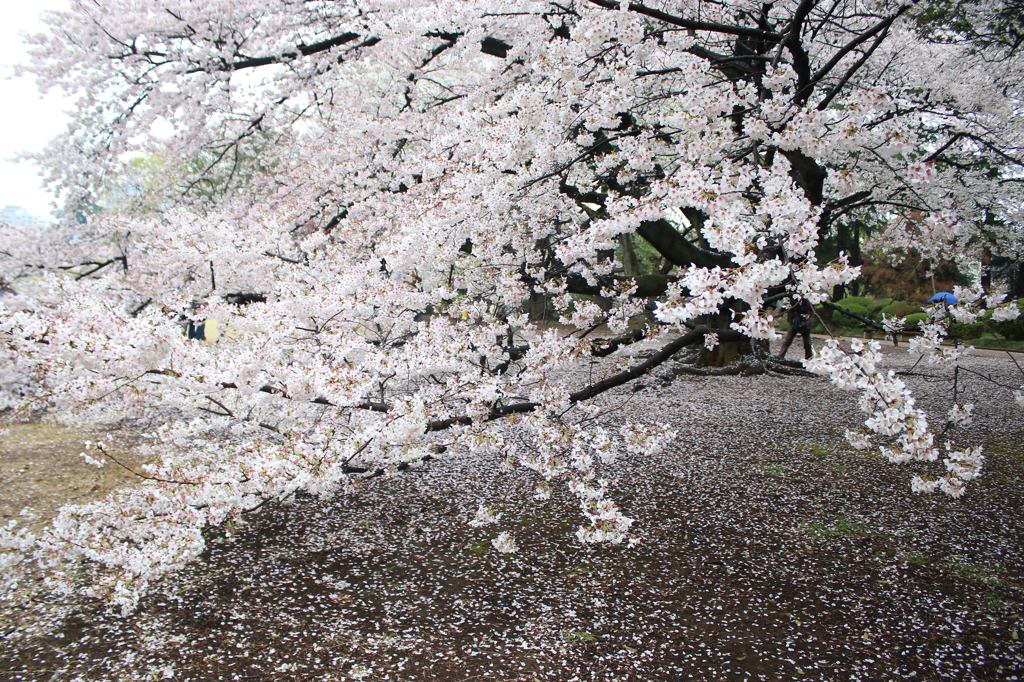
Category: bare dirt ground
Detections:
[
  {"x1": 1, "y1": 339, "x2": 1023, "y2": 681},
  {"x1": 0, "y1": 423, "x2": 149, "y2": 536}
]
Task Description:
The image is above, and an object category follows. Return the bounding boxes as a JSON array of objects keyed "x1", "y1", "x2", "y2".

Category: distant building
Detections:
[{"x1": 2, "y1": 205, "x2": 51, "y2": 228}]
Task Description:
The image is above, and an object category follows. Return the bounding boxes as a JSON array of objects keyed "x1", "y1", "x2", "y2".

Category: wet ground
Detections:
[{"x1": 1, "y1": 341, "x2": 1022, "y2": 681}]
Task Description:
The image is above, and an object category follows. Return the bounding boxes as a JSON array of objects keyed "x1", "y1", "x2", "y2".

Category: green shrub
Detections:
[
  {"x1": 882, "y1": 300, "x2": 921, "y2": 319},
  {"x1": 871, "y1": 299, "x2": 893, "y2": 318},
  {"x1": 835, "y1": 296, "x2": 901, "y2": 321},
  {"x1": 905, "y1": 312, "x2": 928, "y2": 327},
  {"x1": 954, "y1": 320, "x2": 985, "y2": 340},
  {"x1": 836, "y1": 296, "x2": 876, "y2": 309},
  {"x1": 833, "y1": 297, "x2": 873, "y2": 321},
  {"x1": 988, "y1": 300, "x2": 1024, "y2": 341}
]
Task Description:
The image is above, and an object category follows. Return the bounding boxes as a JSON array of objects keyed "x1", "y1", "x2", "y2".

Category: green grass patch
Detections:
[
  {"x1": 795, "y1": 443, "x2": 837, "y2": 458},
  {"x1": 949, "y1": 561, "x2": 999, "y2": 585},
  {"x1": 565, "y1": 563, "x2": 594, "y2": 577},
  {"x1": 805, "y1": 518, "x2": 870, "y2": 538},
  {"x1": 564, "y1": 630, "x2": 597, "y2": 646},
  {"x1": 968, "y1": 335, "x2": 1024, "y2": 351},
  {"x1": 758, "y1": 464, "x2": 786, "y2": 477},
  {"x1": 985, "y1": 590, "x2": 1006, "y2": 608}
]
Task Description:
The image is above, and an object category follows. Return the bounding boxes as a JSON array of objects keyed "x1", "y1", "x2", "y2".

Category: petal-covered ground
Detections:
[{"x1": 2, "y1": 339, "x2": 1023, "y2": 681}]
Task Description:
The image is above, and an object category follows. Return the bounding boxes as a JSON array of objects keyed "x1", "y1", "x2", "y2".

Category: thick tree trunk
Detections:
[
  {"x1": 619, "y1": 233, "x2": 641, "y2": 278},
  {"x1": 695, "y1": 312, "x2": 752, "y2": 367}
]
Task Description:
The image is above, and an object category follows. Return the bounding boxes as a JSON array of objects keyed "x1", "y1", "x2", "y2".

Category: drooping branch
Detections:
[
  {"x1": 426, "y1": 325, "x2": 742, "y2": 431},
  {"x1": 198, "y1": 325, "x2": 737, "y2": 432},
  {"x1": 823, "y1": 301, "x2": 884, "y2": 330},
  {"x1": 825, "y1": 302, "x2": 925, "y2": 335}
]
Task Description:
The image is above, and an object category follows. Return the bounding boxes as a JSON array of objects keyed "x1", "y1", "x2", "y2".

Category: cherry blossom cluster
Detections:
[
  {"x1": 1, "y1": 0, "x2": 1021, "y2": 610},
  {"x1": 807, "y1": 277, "x2": 1024, "y2": 498},
  {"x1": 805, "y1": 339, "x2": 983, "y2": 497}
]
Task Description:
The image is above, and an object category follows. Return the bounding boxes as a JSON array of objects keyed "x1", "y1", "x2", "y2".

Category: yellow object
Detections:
[{"x1": 202, "y1": 318, "x2": 220, "y2": 344}]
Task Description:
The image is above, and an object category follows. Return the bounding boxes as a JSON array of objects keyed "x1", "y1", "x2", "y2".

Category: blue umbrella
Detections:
[{"x1": 929, "y1": 292, "x2": 958, "y2": 305}]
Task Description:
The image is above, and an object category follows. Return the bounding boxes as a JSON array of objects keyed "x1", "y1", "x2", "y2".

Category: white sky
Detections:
[{"x1": 0, "y1": 1, "x2": 72, "y2": 219}]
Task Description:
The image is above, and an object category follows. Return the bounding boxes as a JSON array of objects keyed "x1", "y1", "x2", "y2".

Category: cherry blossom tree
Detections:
[{"x1": 2, "y1": 0, "x2": 1023, "y2": 612}]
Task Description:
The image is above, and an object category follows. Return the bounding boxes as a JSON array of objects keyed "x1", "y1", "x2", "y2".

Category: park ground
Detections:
[{"x1": 1, "y1": 337, "x2": 1023, "y2": 681}]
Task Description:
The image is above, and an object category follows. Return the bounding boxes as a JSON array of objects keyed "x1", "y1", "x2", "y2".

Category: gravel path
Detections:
[{"x1": 2, "y1": 338, "x2": 1023, "y2": 681}]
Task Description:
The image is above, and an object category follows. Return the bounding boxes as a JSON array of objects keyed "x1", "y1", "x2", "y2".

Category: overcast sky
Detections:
[{"x1": 0, "y1": 1, "x2": 71, "y2": 219}]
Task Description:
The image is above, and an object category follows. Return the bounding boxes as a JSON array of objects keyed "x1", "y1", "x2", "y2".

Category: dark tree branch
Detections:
[
  {"x1": 264, "y1": 250, "x2": 306, "y2": 264},
  {"x1": 636, "y1": 216, "x2": 733, "y2": 269},
  {"x1": 588, "y1": 0, "x2": 781, "y2": 39},
  {"x1": 129, "y1": 298, "x2": 153, "y2": 317},
  {"x1": 806, "y1": 8, "x2": 907, "y2": 105},
  {"x1": 784, "y1": 0, "x2": 817, "y2": 103},
  {"x1": 815, "y1": 21, "x2": 893, "y2": 110},
  {"x1": 820, "y1": 190, "x2": 873, "y2": 228},
  {"x1": 59, "y1": 256, "x2": 128, "y2": 280},
  {"x1": 558, "y1": 181, "x2": 732, "y2": 270},
  {"x1": 563, "y1": 273, "x2": 678, "y2": 297},
  {"x1": 684, "y1": 45, "x2": 769, "y2": 78},
  {"x1": 426, "y1": 326, "x2": 744, "y2": 431},
  {"x1": 590, "y1": 326, "x2": 650, "y2": 357},
  {"x1": 198, "y1": 327, "x2": 742, "y2": 435},
  {"x1": 224, "y1": 32, "x2": 363, "y2": 71},
  {"x1": 825, "y1": 301, "x2": 884, "y2": 330},
  {"x1": 825, "y1": 301, "x2": 928, "y2": 334}
]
